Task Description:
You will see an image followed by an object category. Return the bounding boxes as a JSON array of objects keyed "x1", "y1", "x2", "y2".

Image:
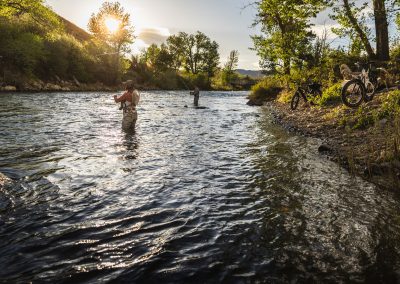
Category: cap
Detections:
[{"x1": 123, "y1": 80, "x2": 134, "y2": 89}]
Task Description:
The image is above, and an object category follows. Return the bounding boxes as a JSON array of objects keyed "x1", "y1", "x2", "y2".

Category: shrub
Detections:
[
  {"x1": 352, "y1": 106, "x2": 375, "y2": 130},
  {"x1": 248, "y1": 76, "x2": 283, "y2": 105},
  {"x1": 374, "y1": 90, "x2": 400, "y2": 120},
  {"x1": 154, "y1": 70, "x2": 179, "y2": 90},
  {"x1": 277, "y1": 89, "x2": 293, "y2": 103},
  {"x1": 317, "y1": 82, "x2": 342, "y2": 106}
]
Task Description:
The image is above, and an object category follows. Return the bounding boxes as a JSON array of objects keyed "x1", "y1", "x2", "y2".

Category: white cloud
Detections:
[
  {"x1": 252, "y1": 62, "x2": 260, "y2": 69},
  {"x1": 136, "y1": 27, "x2": 171, "y2": 45},
  {"x1": 131, "y1": 39, "x2": 149, "y2": 55},
  {"x1": 311, "y1": 24, "x2": 341, "y2": 40},
  {"x1": 130, "y1": 26, "x2": 171, "y2": 55}
]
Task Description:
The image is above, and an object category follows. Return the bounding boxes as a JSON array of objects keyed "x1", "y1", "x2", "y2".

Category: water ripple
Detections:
[{"x1": 1, "y1": 91, "x2": 400, "y2": 282}]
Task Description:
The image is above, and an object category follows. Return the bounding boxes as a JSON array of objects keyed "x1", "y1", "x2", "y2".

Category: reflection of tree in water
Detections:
[
  {"x1": 245, "y1": 111, "x2": 301, "y2": 193},
  {"x1": 122, "y1": 132, "x2": 140, "y2": 160}
]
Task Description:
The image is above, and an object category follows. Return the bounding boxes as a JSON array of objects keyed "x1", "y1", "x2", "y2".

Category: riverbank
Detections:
[
  {"x1": 267, "y1": 91, "x2": 400, "y2": 191},
  {"x1": 0, "y1": 79, "x2": 249, "y2": 93}
]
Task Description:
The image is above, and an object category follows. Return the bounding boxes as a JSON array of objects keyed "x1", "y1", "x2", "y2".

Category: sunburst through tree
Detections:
[{"x1": 88, "y1": 1, "x2": 135, "y2": 83}]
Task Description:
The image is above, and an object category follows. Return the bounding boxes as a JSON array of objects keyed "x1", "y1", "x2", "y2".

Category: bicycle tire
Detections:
[
  {"x1": 341, "y1": 79, "x2": 365, "y2": 108},
  {"x1": 364, "y1": 81, "x2": 375, "y2": 102},
  {"x1": 290, "y1": 91, "x2": 300, "y2": 110}
]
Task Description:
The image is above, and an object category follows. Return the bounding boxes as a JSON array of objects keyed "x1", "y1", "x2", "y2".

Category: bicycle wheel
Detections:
[
  {"x1": 290, "y1": 91, "x2": 301, "y2": 110},
  {"x1": 341, "y1": 79, "x2": 364, "y2": 108},
  {"x1": 364, "y1": 81, "x2": 375, "y2": 101}
]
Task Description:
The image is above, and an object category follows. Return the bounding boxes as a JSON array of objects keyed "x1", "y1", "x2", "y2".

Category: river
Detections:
[{"x1": 1, "y1": 91, "x2": 400, "y2": 283}]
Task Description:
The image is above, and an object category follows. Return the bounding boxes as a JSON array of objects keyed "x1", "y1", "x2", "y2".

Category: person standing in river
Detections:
[
  {"x1": 114, "y1": 80, "x2": 140, "y2": 132},
  {"x1": 190, "y1": 86, "x2": 200, "y2": 107}
]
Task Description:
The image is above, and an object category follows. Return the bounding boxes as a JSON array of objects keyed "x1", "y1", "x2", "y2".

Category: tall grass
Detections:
[{"x1": 247, "y1": 76, "x2": 283, "y2": 104}]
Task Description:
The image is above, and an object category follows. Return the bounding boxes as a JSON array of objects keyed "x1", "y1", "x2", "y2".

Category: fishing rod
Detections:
[{"x1": 178, "y1": 76, "x2": 191, "y2": 91}]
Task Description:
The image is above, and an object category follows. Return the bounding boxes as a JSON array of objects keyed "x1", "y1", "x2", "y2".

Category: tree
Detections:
[
  {"x1": 224, "y1": 50, "x2": 239, "y2": 74},
  {"x1": 201, "y1": 39, "x2": 220, "y2": 78},
  {"x1": 88, "y1": 1, "x2": 134, "y2": 82},
  {"x1": 88, "y1": 2, "x2": 134, "y2": 53},
  {"x1": 252, "y1": 0, "x2": 328, "y2": 75},
  {"x1": 166, "y1": 34, "x2": 186, "y2": 71},
  {"x1": 330, "y1": 0, "x2": 391, "y2": 61},
  {"x1": 330, "y1": 1, "x2": 375, "y2": 58},
  {"x1": 373, "y1": 0, "x2": 389, "y2": 61},
  {"x1": 221, "y1": 50, "x2": 239, "y2": 87},
  {"x1": 174, "y1": 31, "x2": 220, "y2": 76},
  {"x1": 0, "y1": 0, "x2": 60, "y2": 29},
  {"x1": 142, "y1": 43, "x2": 173, "y2": 73}
]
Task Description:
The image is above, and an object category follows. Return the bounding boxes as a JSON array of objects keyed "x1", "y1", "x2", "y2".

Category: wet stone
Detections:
[{"x1": 318, "y1": 144, "x2": 332, "y2": 154}]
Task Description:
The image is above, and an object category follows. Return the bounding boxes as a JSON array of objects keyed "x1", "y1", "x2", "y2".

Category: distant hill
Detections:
[
  {"x1": 235, "y1": 69, "x2": 264, "y2": 79},
  {"x1": 59, "y1": 16, "x2": 91, "y2": 42}
]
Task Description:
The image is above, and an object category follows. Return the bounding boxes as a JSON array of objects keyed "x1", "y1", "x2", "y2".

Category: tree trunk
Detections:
[
  {"x1": 115, "y1": 45, "x2": 121, "y2": 84},
  {"x1": 283, "y1": 57, "x2": 290, "y2": 75},
  {"x1": 343, "y1": 0, "x2": 376, "y2": 59},
  {"x1": 373, "y1": 0, "x2": 390, "y2": 61}
]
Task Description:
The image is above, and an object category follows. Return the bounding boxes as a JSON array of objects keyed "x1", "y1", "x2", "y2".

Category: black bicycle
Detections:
[
  {"x1": 290, "y1": 82, "x2": 322, "y2": 110},
  {"x1": 341, "y1": 62, "x2": 378, "y2": 108}
]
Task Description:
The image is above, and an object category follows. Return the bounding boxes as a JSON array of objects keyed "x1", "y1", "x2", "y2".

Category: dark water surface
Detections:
[{"x1": 1, "y1": 91, "x2": 400, "y2": 283}]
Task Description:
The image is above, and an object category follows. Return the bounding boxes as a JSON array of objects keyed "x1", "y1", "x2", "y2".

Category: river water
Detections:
[{"x1": 1, "y1": 91, "x2": 400, "y2": 283}]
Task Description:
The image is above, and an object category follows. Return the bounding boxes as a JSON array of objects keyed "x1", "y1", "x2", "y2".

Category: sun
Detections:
[{"x1": 104, "y1": 17, "x2": 120, "y2": 34}]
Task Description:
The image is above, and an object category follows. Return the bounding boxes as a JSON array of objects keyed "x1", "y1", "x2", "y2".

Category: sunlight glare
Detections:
[{"x1": 105, "y1": 17, "x2": 120, "y2": 34}]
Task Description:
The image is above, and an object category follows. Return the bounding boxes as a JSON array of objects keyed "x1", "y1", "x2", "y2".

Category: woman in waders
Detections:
[{"x1": 113, "y1": 80, "x2": 140, "y2": 131}]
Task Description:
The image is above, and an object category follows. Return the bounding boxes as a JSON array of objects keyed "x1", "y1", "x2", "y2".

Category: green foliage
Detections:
[
  {"x1": 330, "y1": 1, "x2": 372, "y2": 57},
  {"x1": 0, "y1": 0, "x2": 61, "y2": 30},
  {"x1": 220, "y1": 50, "x2": 240, "y2": 88},
  {"x1": 0, "y1": 17, "x2": 46, "y2": 84},
  {"x1": 352, "y1": 106, "x2": 375, "y2": 130},
  {"x1": 374, "y1": 90, "x2": 400, "y2": 120},
  {"x1": 183, "y1": 73, "x2": 210, "y2": 90},
  {"x1": 277, "y1": 89, "x2": 293, "y2": 103},
  {"x1": 0, "y1": 5, "x2": 119, "y2": 86},
  {"x1": 41, "y1": 33, "x2": 98, "y2": 82},
  {"x1": 337, "y1": 91, "x2": 400, "y2": 131},
  {"x1": 248, "y1": 77, "x2": 283, "y2": 103},
  {"x1": 172, "y1": 31, "x2": 220, "y2": 77},
  {"x1": 141, "y1": 43, "x2": 173, "y2": 73},
  {"x1": 135, "y1": 31, "x2": 221, "y2": 89},
  {"x1": 317, "y1": 82, "x2": 342, "y2": 106},
  {"x1": 252, "y1": 0, "x2": 328, "y2": 75}
]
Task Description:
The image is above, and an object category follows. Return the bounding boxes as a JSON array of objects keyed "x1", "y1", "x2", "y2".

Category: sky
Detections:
[{"x1": 45, "y1": 0, "x2": 262, "y2": 70}]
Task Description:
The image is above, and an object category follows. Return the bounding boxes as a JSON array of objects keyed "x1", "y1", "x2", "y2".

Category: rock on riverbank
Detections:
[{"x1": 0, "y1": 78, "x2": 119, "y2": 92}]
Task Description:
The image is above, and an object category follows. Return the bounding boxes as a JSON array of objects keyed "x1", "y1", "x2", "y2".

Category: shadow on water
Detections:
[{"x1": 1, "y1": 91, "x2": 400, "y2": 283}]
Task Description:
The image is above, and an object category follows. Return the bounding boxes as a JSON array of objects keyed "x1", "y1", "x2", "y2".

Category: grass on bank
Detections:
[
  {"x1": 247, "y1": 76, "x2": 283, "y2": 104},
  {"x1": 249, "y1": 76, "x2": 343, "y2": 107},
  {"x1": 332, "y1": 90, "x2": 400, "y2": 130}
]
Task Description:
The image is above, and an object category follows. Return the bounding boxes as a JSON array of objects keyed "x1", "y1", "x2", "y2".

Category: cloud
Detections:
[
  {"x1": 311, "y1": 24, "x2": 341, "y2": 40},
  {"x1": 131, "y1": 39, "x2": 149, "y2": 55},
  {"x1": 137, "y1": 27, "x2": 171, "y2": 45}
]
